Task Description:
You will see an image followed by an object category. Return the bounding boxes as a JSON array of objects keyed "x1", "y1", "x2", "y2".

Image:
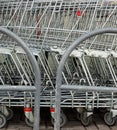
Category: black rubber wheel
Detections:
[
  {"x1": 99, "y1": 108, "x2": 107, "y2": 113},
  {"x1": 6, "y1": 108, "x2": 14, "y2": 120},
  {"x1": 51, "y1": 112, "x2": 67, "y2": 127},
  {"x1": 0, "y1": 113, "x2": 7, "y2": 128},
  {"x1": 104, "y1": 112, "x2": 116, "y2": 126},
  {"x1": 80, "y1": 111, "x2": 92, "y2": 126},
  {"x1": 76, "y1": 112, "x2": 81, "y2": 120},
  {"x1": 25, "y1": 117, "x2": 33, "y2": 127}
]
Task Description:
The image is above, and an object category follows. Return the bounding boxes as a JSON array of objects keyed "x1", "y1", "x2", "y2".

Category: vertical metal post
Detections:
[
  {"x1": 54, "y1": 28, "x2": 117, "y2": 130},
  {"x1": 0, "y1": 27, "x2": 41, "y2": 130}
]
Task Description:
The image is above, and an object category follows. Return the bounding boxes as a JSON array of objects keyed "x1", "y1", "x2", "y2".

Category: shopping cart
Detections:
[
  {"x1": 0, "y1": 27, "x2": 41, "y2": 130},
  {"x1": 54, "y1": 28, "x2": 117, "y2": 130},
  {"x1": 0, "y1": 0, "x2": 117, "y2": 128}
]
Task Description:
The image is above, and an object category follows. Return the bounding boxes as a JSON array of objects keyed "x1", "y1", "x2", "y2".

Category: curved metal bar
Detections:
[
  {"x1": 0, "y1": 27, "x2": 41, "y2": 130},
  {"x1": 54, "y1": 28, "x2": 117, "y2": 130}
]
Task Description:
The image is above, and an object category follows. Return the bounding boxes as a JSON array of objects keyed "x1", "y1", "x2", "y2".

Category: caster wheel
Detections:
[
  {"x1": 76, "y1": 112, "x2": 81, "y2": 120},
  {"x1": 0, "y1": 113, "x2": 7, "y2": 128},
  {"x1": 6, "y1": 108, "x2": 14, "y2": 120},
  {"x1": 104, "y1": 112, "x2": 116, "y2": 126},
  {"x1": 99, "y1": 108, "x2": 107, "y2": 113},
  {"x1": 51, "y1": 112, "x2": 67, "y2": 127},
  {"x1": 25, "y1": 118, "x2": 33, "y2": 127},
  {"x1": 80, "y1": 111, "x2": 92, "y2": 126}
]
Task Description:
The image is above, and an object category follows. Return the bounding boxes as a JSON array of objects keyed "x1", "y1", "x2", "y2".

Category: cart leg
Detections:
[
  {"x1": 50, "y1": 108, "x2": 67, "y2": 127},
  {"x1": 76, "y1": 108, "x2": 84, "y2": 120},
  {"x1": 80, "y1": 109, "x2": 93, "y2": 126},
  {"x1": 0, "y1": 113, "x2": 7, "y2": 128},
  {"x1": 0, "y1": 106, "x2": 13, "y2": 120},
  {"x1": 6, "y1": 108, "x2": 14, "y2": 120},
  {"x1": 24, "y1": 104, "x2": 34, "y2": 127}
]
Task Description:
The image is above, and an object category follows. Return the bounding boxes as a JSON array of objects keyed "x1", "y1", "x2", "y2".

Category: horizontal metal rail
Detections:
[
  {"x1": 0, "y1": 85, "x2": 36, "y2": 91},
  {"x1": 61, "y1": 85, "x2": 117, "y2": 93}
]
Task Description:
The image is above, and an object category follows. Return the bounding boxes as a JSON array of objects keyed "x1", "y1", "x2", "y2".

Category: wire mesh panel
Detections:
[{"x1": 0, "y1": 0, "x2": 117, "y2": 49}]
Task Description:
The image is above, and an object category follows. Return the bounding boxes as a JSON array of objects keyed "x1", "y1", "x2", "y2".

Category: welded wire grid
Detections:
[{"x1": 0, "y1": 0, "x2": 117, "y2": 50}]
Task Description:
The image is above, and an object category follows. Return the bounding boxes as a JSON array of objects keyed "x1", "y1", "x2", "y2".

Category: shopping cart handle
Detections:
[
  {"x1": 0, "y1": 85, "x2": 36, "y2": 91},
  {"x1": 61, "y1": 85, "x2": 117, "y2": 93}
]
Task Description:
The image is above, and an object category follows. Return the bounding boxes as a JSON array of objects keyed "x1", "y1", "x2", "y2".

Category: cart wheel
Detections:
[
  {"x1": 0, "y1": 113, "x2": 7, "y2": 128},
  {"x1": 99, "y1": 108, "x2": 107, "y2": 113},
  {"x1": 76, "y1": 112, "x2": 81, "y2": 120},
  {"x1": 104, "y1": 112, "x2": 116, "y2": 126},
  {"x1": 80, "y1": 111, "x2": 92, "y2": 126},
  {"x1": 6, "y1": 108, "x2": 14, "y2": 120},
  {"x1": 51, "y1": 112, "x2": 67, "y2": 127},
  {"x1": 25, "y1": 117, "x2": 33, "y2": 127}
]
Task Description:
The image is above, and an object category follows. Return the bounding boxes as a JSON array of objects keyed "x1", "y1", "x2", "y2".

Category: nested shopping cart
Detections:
[
  {"x1": 0, "y1": 0, "x2": 117, "y2": 128},
  {"x1": 0, "y1": 27, "x2": 41, "y2": 130},
  {"x1": 54, "y1": 28, "x2": 117, "y2": 130}
]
